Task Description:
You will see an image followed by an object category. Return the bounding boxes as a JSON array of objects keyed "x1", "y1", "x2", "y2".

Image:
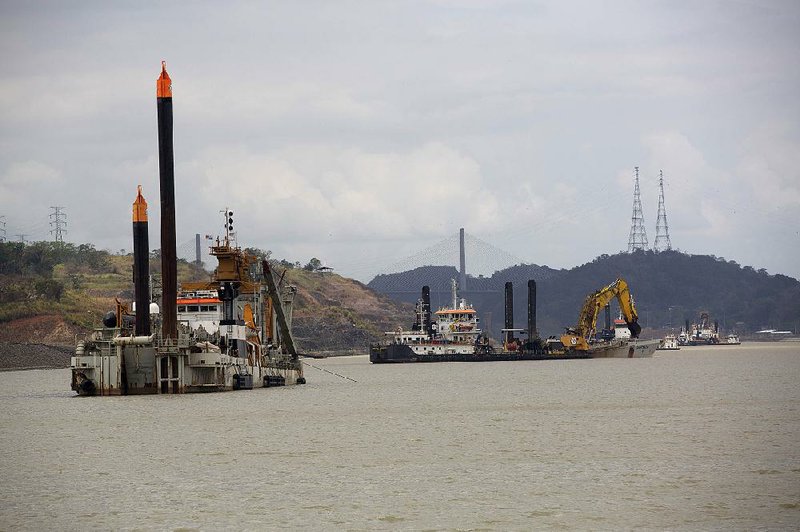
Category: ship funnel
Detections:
[
  {"x1": 422, "y1": 286, "x2": 432, "y2": 335},
  {"x1": 527, "y1": 280, "x2": 537, "y2": 341},
  {"x1": 504, "y1": 281, "x2": 513, "y2": 344},
  {"x1": 132, "y1": 185, "x2": 150, "y2": 336}
]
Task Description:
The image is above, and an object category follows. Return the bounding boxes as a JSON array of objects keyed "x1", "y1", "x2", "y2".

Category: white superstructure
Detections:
[{"x1": 385, "y1": 279, "x2": 486, "y2": 356}]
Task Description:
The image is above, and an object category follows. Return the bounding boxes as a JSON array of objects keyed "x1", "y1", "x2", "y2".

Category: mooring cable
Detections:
[{"x1": 301, "y1": 360, "x2": 358, "y2": 382}]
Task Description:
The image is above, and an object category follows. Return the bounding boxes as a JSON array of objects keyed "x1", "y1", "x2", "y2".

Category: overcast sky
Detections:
[{"x1": 1, "y1": 0, "x2": 798, "y2": 281}]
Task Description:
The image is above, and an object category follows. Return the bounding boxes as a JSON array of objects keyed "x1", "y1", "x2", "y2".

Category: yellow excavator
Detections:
[{"x1": 560, "y1": 278, "x2": 642, "y2": 351}]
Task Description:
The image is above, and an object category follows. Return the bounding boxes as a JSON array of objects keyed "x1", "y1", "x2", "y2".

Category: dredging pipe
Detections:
[{"x1": 112, "y1": 335, "x2": 155, "y2": 346}]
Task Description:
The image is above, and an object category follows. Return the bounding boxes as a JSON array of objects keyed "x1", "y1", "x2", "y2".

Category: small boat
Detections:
[
  {"x1": 657, "y1": 334, "x2": 681, "y2": 351},
  {"x1": 725, "y1": 333, "x2": 741, "y2": 345}
]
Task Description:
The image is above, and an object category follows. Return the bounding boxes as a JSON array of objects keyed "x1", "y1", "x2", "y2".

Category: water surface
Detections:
[{"x1": 1, "y1": 343, "x2": 798, "y2": 530}]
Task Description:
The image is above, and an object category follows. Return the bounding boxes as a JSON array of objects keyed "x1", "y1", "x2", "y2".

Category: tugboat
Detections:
[
  {"x1": 370, "y1": 279, "x2": 589, "y2": 363},
  {"x1": 725, "y1": 333, "x2": 741, "y2": 345},
  {"x1": 657, "y1": 333, "x2": 681, "y2": 351}
]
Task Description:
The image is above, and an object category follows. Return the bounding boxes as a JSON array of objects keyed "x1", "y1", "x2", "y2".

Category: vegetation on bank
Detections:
[
  {"x1": 0, "y1": 241, "x2": 405, "y2": 350},
  {"x1": 0, "y1": 241, "x2": 205, "y2": 327}
]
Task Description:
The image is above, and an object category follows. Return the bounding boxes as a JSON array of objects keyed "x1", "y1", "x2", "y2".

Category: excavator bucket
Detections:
[{"x1": 627, "y1": 321, "x2": 642, "y2": 338}]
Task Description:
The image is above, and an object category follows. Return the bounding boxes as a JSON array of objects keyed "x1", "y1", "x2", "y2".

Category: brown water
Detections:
[{"x1": 1, "y1": 343, "x2": 798, "y2": 530}]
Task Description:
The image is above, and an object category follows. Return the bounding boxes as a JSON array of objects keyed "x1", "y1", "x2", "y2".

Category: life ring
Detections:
[{"x1": 570, "y1": 337, "x2": 577, "y2": 345}]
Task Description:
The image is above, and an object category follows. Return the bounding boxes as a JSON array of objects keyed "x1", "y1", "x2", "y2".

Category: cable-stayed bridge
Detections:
[
  {"x1": 176, "y1": 235, "x2": 211, "y2": 267},
  {"x1": 367, "y1": 229, "x2": 560, "y2": 295},
  {"x1": 174, "y1": 229, "x2": 561, "y2": 298}
]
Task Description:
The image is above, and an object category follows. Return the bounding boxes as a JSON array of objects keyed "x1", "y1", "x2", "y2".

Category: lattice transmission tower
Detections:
[
  {"x1": 49, "y1": 206, "x2": 67, "y2": 242},
  {"x1": 0, "y1": 215, "x2": 6, "y2": 242},
  {"x1": 653, "y1": 170, "x2": 672, "y2": 252},
  {"x1": 627, "y1": 166, "x2": 649, "y2": 252}
]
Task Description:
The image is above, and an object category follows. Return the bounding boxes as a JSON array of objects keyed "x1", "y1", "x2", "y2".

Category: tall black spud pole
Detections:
[
  {"x1": 527, "y1": 279, "x2": 537, "y2": 341},
  {"x1": 504, "y1": 281, "x2": 514, "y2": 344},
  {"x1": 132, "y1": 185, "x2": 150, "y2": 336},
  {"x1": 157, "y1": 61, "x2": 177, "y2": 340}
]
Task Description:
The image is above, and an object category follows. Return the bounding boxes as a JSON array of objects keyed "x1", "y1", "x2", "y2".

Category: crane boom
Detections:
[{"x1": 561, "y1": 278, "x2": 641, "y2": 351}]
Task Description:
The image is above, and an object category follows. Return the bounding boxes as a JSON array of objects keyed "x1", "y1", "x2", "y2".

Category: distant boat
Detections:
[
  {"x1": 657, "y1": 334, "x2": 680, "y2": 351},
  {"x1": 725, "y1": 333, "x2": 741, "y2": 345}
]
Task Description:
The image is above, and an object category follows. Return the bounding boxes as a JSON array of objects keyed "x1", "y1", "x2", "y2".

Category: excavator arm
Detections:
[{"x1": 561, "y1": 278, "x2": 641, "y2": 351}]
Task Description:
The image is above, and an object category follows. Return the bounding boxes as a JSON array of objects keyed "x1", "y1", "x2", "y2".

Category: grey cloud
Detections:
[{"x1": 1, "y1": 0, "x2": 798, "y2": 280}]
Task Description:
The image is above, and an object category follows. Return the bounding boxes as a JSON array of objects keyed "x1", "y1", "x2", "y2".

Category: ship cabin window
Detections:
[
  {"x1": 178, "y1": 306, "x2": 186, "y2": 312},
  {"x1": 187, "y1": 305, "x2": 199, "y2": 312}
]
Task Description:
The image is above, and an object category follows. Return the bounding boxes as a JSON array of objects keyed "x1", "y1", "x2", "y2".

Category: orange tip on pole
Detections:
[
  {"x1": 133, "y1": 185, "x2": 148, "y2": 222},
  {"x1": 157, "y1": 61, "x2": 172, "y2": 98}
]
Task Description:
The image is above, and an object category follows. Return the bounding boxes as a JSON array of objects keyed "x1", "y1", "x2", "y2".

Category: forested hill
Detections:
[
  {"x1": 368, "y1": 263, "x2": 561, "y2": 295},
  {"x1": 368, "y1": 250, "x2": 800, "y2": 338}
]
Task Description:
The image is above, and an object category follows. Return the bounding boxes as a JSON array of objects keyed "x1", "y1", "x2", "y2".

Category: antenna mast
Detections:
[
  {"x1": 654, "y1": 170, "x2": 672, "y2": 252},
  {"x1": 222, "y1": 208, "x2": 235, "y2": 246},
  {"x1": 627, "y1": 166, "x2": 649, "y2": 252}
]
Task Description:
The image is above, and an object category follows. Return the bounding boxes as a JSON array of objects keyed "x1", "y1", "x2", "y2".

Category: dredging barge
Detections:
[
  {"x1": 70, "y1": 223, "x2": 305, "y2": 395},
  {"x1": 70, "y1": 62, "x2": 304, "y2": 395},
  {"x1": 370, "y1": 279, "x2": 590, "y2": 363},
  {"x1": 371, "y1": 277, "x2": 659, "y2": 363}
]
